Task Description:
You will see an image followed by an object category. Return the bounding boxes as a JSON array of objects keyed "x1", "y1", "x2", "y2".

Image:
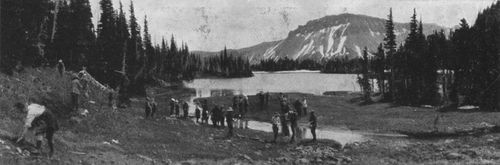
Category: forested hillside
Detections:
[{"x1": 0, "y1": 0, "x2": 252, "y2": 95}]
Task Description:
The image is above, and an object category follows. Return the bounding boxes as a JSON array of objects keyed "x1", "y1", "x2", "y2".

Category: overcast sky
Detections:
[{"x1": 89, "y1": 0, "x2": 496, "y2": 51}]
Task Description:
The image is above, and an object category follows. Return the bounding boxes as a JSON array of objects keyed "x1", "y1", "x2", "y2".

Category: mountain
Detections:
[{"x1": 194, "y1": 13, "x2": 446, "y2": 63}]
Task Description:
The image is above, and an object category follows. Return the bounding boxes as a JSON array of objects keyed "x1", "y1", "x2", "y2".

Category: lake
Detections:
[{"x1": 185, "y1": 70, "x2": 361, "y2": 97}]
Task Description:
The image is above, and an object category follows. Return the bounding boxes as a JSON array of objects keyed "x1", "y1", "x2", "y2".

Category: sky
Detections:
[{"x1": 89, "y1": 0, "x2": 497, "y2": 51}]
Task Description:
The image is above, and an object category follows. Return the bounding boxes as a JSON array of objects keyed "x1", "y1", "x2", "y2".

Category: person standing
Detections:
[
  {"x1": 226, "y1": 105, "x2": 234, "y2": 137},
  {"x1": 71, "y1": 74, "x2": 82, "y2": 112},
  {"x1": 195, "y1": 102, "x2": 201, "y2": 123},
  {"x1": 302, "y1": 97, "x2": 308, "y2": 115},
  {"x1": 182, "y1": 101, "x2": 189, "y2": 119},
  {"x1": 202, "y1": 105, "x2": 209, "y2": 124},
  {"x1": 169, "y1": 98, "x2": 175, "y2": 116},
  {"x1": 289, "y1": 110, "x2": 298, "y2": 142},
  {"x1": 211, "y1": 105, "x2": 219, "y2": 127},
  {"x1": 232, "y1": 96, "x2": 239, "y2": 112},
  {"x1": 219, "y1": 106, "x2": 226, "y2": 128},
  {"x1": 309, "y1": 111, "x2": 317, "y2": 142},
  {"x1": 151, "y1": 97, "x2": 157, "y2": 118},
  {"x1": 15, "y1": 102, "x2": 59, "y2": 157},
  {"x1": 241, "y1": 95, "x2": 248, "y2": 114},
  {"x1": 175, "y1": 100, "x2": 180, "y2": 117},
  {"x1": 56, "y1": 59, "x2": 65, "y2": 77},
  {"x1": 294, "y1": 99, "x2": 303, "y2": 117},
  {"x1": 144, "y1": 97, "x2": 152, "y2": 119},
  {"x1": 271, "y1": 112, "x2": 280, "y2": 143},
  {"x1": 281, "y1": 109, "x2": 290, "y2": 137}
]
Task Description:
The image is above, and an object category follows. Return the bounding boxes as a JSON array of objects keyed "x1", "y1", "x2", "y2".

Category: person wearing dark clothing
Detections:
[
  {"x1": 145, "y1": 98, "x2": 152, "y2": 118},
  {"x1": 175, "y1": 102, "x2": 180, "y2": 117},
  {"x1": 151, "y1": 98, "x2": 157, "y2": 118},
  {"x1": 202, "y1": 108, "x2": 209, "y2": 124},
  {"x1": 15, "y1": 103, "x2": 59, "y2": 157},
  {"x1": 232, "y1": 96, "x2": 239, "y2": 112},
  {"x1": 195, "y1": 103, "x2": 201, "y2": 123},
  {"x1": 241, "y1": 95, "x2": 248, "y2": 114},
  {"x1": 169, "y1": 98, "x2": 175, "y2": 116},
  {"x1": 271, "y1": 113, "x2": 280, "y2": 143},
  {"x1": 288, "y1": 110, "x2": 298, "y2": 142},
  {"x1": 182, "y1": 101, "x2": 189, "y2": 119},
  {"x1": 226, "y1": 106, "x2": 234, "y2": 137},
  {"x1": 281, "y1": 112, "x2": 290, "y2": 136},
  {"x1": 220, "y1": 108, "x2": 225, "y2": 128},
  {"x1": 294, "y1": 99, "x2": 303, "y2": 117},
  {"x1": 211, "y1": 106, "x2": 219, "y2": 127},
  {"x1": 56, "y1": 59, "x2": 65, "y2": 77},
  {"x1": 309, "y1": 111, "x2": 317, "y2": 142}
]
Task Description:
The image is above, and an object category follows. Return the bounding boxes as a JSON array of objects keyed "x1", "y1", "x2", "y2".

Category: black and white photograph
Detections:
[{"x1": 0, "y1": 0, "x2": 500, "y2": 164}]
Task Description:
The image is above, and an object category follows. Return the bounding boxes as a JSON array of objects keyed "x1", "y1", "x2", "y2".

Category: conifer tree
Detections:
[{"x1": 384, "y1": 8, "x2": 397, "y2": 101}]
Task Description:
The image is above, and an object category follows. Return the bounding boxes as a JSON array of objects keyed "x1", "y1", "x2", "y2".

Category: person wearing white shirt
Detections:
[{"x1": 15, "y1": 102, "x2": 59, "y2": 157}]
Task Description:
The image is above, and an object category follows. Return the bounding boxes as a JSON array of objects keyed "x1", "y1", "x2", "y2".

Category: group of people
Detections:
[
  {"x1": 270, "y1": 93, "x2": 316, "y2": 143},
  {"x1": 167, "y1": 98, "x2": 190, "y2": 119}
]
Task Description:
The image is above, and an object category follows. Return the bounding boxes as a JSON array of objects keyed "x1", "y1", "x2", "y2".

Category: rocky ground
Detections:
[{"x1": 1, "y1": 68, "x2": 500, "y2": 164}]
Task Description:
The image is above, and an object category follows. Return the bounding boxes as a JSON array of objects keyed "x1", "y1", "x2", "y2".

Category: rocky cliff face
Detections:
[{"x1": 194, "y1": 13, "x2": 445, "y2": 63}]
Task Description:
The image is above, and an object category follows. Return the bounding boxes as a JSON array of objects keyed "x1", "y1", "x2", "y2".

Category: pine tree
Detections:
[
  {"x1": 384, "y1": 8, "x2": 397, "y2": 101},
  {"x1": 96, "y1": 0, "x2": 118, "y2": 85},
  {"x1": 117, "y1": 1, "x2": 129, "y2": 74},
  {"x1": 69, "y1": 0, "x2": 95, "y2": 70},
  {"x1": 126, "y1": 0, "x2": 143, "y2": 93}
]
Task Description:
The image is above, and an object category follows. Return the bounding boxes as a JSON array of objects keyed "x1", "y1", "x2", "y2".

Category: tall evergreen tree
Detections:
[
  {"x1": 384, "y1": 8, "x2": 397, "y2": 101},
  {"x1": 69, "y1": 0, "x2": 96, "y2": 70}
]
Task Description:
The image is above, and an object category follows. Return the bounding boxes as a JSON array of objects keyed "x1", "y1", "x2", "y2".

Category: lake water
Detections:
[
  {"x1": 185, "y1": 70, "x2": 361, "y2": 97},
  {"x1": 181, "y1": 71, "x2": 393, "y2": 145}
]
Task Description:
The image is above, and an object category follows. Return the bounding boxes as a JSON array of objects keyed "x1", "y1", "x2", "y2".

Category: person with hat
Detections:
[
  {"x1": 56, "y1": 59, "x2": 65, "y2": 77},
  {"x1": 271, "y1": 112, "x2": 281, "y2": 143},
  {"x1": 309, "y1": 111, "x2": 317, "y2": 142},
  {"x1": 15, "y1": 102, "x2": 59, "y2": 157},
  {"x1": 169, "y1": 98, "x2": 175, "y2": 116}
]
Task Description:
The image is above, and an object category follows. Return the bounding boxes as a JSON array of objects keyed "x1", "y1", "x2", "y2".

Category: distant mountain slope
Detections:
[{"x1": 194, "y1": 13, "x2": 445, "y2": 63}]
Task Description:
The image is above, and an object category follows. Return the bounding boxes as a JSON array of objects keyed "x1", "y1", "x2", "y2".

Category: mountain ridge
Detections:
[{"x1": 193, "y1": 13, "x2": 446, "y2": 63}]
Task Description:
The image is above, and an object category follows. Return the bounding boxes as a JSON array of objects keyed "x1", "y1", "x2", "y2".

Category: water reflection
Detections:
[{"x1": 245, "y1": 120, "x2": 366, "y2": 145}]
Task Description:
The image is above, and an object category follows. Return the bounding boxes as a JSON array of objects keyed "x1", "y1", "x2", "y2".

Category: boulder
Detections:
[
  {"x1": 445, "y1": 152, "x2": 467, "y2": 160},
  {"x1": 295, "y1": 158, "x2": 310, "y2": 164}
]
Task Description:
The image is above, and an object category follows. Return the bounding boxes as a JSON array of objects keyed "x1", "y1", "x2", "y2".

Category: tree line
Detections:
[
  {"x1": 1, "y1": 0, "x2": 252, "y2": 95},
  {"x1": 200, "y1": 47, "x2": 253, "y2": 78},
  {"x1": 252, "y1": 58, "x2": 322, "y2": 72},
  {"x1": 362, "y1": 5, "x2": 499, "y2": 111}
]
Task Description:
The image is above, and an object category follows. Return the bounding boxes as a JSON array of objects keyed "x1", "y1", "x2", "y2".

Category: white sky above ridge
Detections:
[{"x1": 89, "y1": 0, "x2": 497, "y2": 51}]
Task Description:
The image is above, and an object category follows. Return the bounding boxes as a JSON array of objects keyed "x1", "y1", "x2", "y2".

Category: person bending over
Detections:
[{"x1": 15, "y1": 102, "x2": 59, "y2": 157}]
